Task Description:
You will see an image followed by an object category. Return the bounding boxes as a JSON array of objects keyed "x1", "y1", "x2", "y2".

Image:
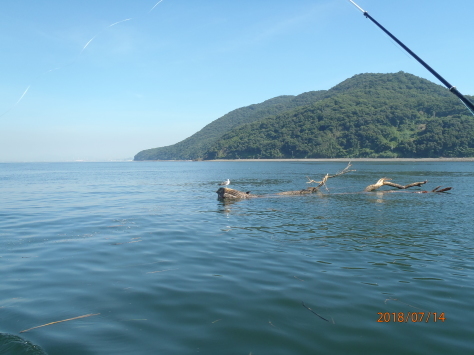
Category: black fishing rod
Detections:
[{"x1": 348, "y1": 0, "x2": 474, "y2": 116}]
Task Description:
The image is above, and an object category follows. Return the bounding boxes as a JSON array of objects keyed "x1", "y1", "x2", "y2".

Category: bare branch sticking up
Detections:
[
  {"x1": 364, "y1": 177, "x2": 392, "y2": 192},
  {"x1": 306, "y1": 162, "x2": 356, "y2": 191}
]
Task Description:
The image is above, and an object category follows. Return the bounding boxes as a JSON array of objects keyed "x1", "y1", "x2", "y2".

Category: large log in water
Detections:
[
  {"x1": 216, "y1": 188, "x2": 257, "y2": 199},
  {"x1": 216, "y1": 186, "x2": 322, "y2": 199},
  {"x1": 215, "y1": 163, "x2": 451, "y2": 200},
  {"x1": 216, "y1": 187, "x2": 322, "y2": 200},
  {"x1": 216, "y1": 162, "x2": 356, "y2": 200},
  {"x1": 217, "y1": 183, "x2": 452, "y2": 200},
  {"x1": 276, "y1": 187, "x2": 320, "y2": 195}
]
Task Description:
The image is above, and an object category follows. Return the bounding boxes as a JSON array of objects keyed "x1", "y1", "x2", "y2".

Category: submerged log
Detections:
[
  {"x1": 384, "y1": 180, "x2": 428, "y2": 189},
  {"x1": 422, "y1": 186, "x2": 452, "y2": 193},
  {"x1": 217, "y1": 182, "x2": 452, "y2": 200},
  {"x1": 216, "y1": 186, "x2": 321, "y2": 200},
  {"x1": 216, "y1": 187, "x2": 258, "y2": 200},
  {"x1": 215, "y1": 163, "x2": 452, "y2": 200},
  {"x1": 276, "y1": 187, "x2": 320, "y2": 196},
  {"x1": 216, "y1": 162, "x2": 354, "y2": 200}
]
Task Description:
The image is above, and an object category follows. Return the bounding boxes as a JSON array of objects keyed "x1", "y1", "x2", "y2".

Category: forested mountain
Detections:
[
  {"x1": 204, "y1": 72, "x2": 474, "y2": 159},
  {"x1": 134, "y1": 72, "x2": 474, "y2": 160},
  {"x1": 134, "y1": 91, "x2": 327, "y2": 160}
]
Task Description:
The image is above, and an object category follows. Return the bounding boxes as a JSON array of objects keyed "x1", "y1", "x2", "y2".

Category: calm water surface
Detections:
[{"x1": 1, "y1": 161, "x2": 473, "y2": 354}]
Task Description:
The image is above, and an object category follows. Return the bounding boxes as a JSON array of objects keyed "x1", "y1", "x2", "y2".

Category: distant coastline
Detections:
[
  {"x1": 134, "y1": 157, "x2": 474, "y2": 162},
  {"x1": 204, "y1": 158, "x2": 474, "y2": 162}
]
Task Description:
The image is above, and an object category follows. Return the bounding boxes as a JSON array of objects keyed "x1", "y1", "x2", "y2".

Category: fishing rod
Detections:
[{"x1": 348, "y1": 0, "x2": 474, "y2": 116}]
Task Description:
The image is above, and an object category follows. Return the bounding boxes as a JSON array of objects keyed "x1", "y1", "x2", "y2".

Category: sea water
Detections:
[{"x1": 1, "y1": 161, "x2": 473, "y2": 355}]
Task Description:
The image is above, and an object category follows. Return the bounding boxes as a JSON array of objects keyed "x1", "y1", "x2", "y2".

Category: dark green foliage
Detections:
[
  {"x1": 134, "y1": 72, "x2": 474, "y2": 160},
  {"x1": 203, "y1": 72, "x2": 474, "y2": 159}
]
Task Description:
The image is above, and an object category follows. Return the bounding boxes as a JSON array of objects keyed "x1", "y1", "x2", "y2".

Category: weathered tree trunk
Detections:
[
  {"x1": 216, "y1": 188, "x2": 258, "y2": 199},
  {"x1": 216, "y1": 186, "x2": 322, "y2": 200},
  {"x1": 364, "y1": 178, "x2": 428, "y2": 192},
  {"x1": 276, "y1": 187, "x2": 320, "y2": 196},
  {"x1": 364, "y1": 179, "x2": 451, "y2": 193},
  {"x1": 216, "y1": 162, "x2": 354, "y2": 200},
  {"x1": 384, "y1": 181, "x2": 428, "y2": 189},
  {"x1": 416, "y1": 186, "x2": 452, "y2": 193}
]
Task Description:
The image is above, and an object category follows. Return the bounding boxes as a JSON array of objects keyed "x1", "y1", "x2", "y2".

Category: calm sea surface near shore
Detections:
[{"x1": 1, "y1": 161, "x2": 473, "y2": 354}]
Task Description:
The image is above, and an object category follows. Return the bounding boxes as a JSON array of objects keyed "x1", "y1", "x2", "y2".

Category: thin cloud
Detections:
[{"x1": 215, "y1": 2, "x2": 338, "y2": 54}]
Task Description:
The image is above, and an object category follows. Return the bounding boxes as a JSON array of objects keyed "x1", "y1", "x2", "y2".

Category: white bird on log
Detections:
[{"x1": 219, "y1": 179, "x2": 230, "y2": 186}]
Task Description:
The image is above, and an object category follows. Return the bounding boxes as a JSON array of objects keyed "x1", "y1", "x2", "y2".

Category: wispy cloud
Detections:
[{"x1": 214, "y1": 2, "x2": 338, "y2": 54}]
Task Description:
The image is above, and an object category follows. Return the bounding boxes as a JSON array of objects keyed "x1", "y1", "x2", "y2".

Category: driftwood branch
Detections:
[
  {"x1": 306, "y1": 162, "x2": 356, "y2": 191},
  {"x1": 384, "y1": 180, "x2": 428, "y2": 189},
  {"x1": 20, "y1": 313, "x2": 100, "y2": 333},
  {"x1": 217, "y1": 163, "x2": 354, "y2": 200},
  {"x1": 276, "y1": 187, "x2": 320, "y2": 196},
  {"x1": 364, "y1": 178, "x2": 452, "y2": 193},
  {"x1": 217, "y1": 186, "x2": 323, "y2": 199},
  {"x1": 423, "y1": 186, "x2": 452, "y2": 193},
  {"x1": 216, "y1": 188, "x2": 258, "y2": 200},
  {"x1": 364, "y1": 178, "x2": 429, "y2": 192},
  {"x1": 364, "y1": 177, "x2": 391, "y2": 192},
  {"x1": 216, "y1": 163, "x2": 452, "y2": 200}
]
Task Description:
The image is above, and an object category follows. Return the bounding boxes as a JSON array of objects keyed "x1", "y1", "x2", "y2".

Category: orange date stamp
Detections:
[{"x1": 377, "y1": 312, "x2": 446, "y2": 323}]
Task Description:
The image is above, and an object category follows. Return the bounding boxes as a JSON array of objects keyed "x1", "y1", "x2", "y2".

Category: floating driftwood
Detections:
[
  {"x1": 364, "y1": 178, "x2": 428, "y2": 192},
  {"x1": 216, "y1": 162, "x2": 452, "y2": 200},
  {"x1": 216, "y1": 188, "x2": 258, "y2": 199}
]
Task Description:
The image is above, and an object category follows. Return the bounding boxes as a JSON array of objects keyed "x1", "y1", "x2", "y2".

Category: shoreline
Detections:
[{"x1": 203, "y1": 158, "x2": 474, "y2": 162}]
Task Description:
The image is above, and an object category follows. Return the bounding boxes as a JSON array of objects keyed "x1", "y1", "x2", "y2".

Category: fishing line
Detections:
[{"x1": 0, "y1": 1, "x2": 166, "y2": 119}]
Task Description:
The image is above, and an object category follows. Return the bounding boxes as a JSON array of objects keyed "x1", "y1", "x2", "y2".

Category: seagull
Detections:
[{"x1": 219, "y1": 179, "x2": 230, "y2": 186}]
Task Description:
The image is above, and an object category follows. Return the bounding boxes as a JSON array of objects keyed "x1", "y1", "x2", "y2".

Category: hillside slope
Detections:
[
  {"x1": 134, "y1": 91, "x2": 327, "y2": 160},
  {"x1": 203, "y1": 72, "x2": 474, "y2": 159}
]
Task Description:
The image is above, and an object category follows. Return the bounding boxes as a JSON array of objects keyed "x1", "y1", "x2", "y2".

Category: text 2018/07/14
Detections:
[{"x1": 377, "y1": 312, "x2": 446, "y2": 323}]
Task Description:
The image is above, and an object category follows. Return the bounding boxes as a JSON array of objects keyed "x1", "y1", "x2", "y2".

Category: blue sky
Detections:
[{"x1": 1, "y1": 0, "x2": 473, "y2": 161}]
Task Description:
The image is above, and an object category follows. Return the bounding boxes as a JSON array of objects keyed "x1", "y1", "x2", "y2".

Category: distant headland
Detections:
[{"x1": 134, "y1": 72, "x2": 474, "y2": 161}]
